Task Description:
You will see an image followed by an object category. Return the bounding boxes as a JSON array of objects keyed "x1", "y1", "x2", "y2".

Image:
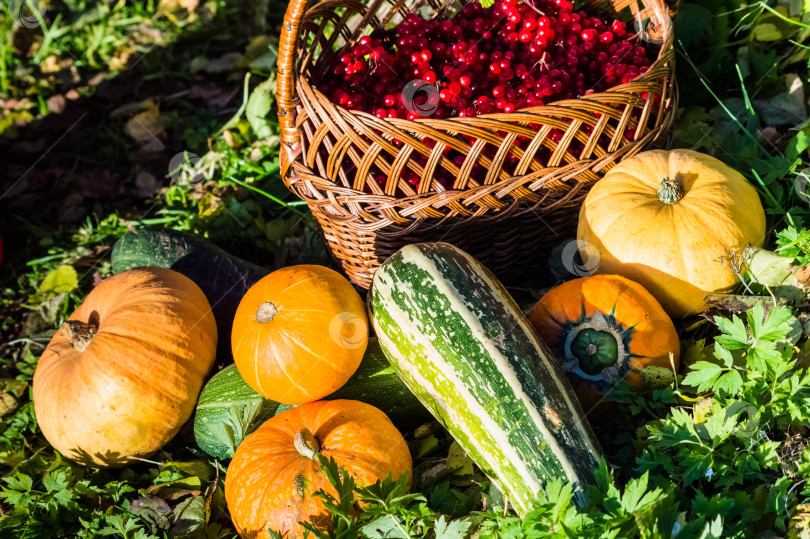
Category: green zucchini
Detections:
[
  {"x1": 369, "y1": 242, "x2": 603, "y2": 515},
  {"x1": 111, "y1": 228, "x2": 269, "y2": 361},
  {"x1": 194, "y1": 338, "x2": 431, "y2": 459},
  {"x1": 194, "y1": 364, "x2": 279, "y2": 460}
]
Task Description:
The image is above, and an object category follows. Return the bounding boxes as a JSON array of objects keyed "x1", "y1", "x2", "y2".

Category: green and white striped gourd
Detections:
[{"x1": 369, "y1": 242, "x2": 603, "y2": 515}]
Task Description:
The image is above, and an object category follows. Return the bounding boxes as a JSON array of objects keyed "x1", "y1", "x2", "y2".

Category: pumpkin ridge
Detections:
[
  {"x1": 273, "y1": 273, "x2": 322, "y2": 298},
  {"x1": 270, "y1": 332, "x2": 347, "y2": 397},
  {"x1": 258, "y1": 336, "x2": 310, "y2": 396},
  {"x1": 654, "y1": 202, "x2": 689, "y2": 284},
  {"x1": 590, "y1": 192, "x2": 660, "y2": 236},
  {"x1": 673, "y1": 204, "x2": 723, "y2": 293},
  {"x1": 90, "y1": 331, "x2": 204, "y2": 380}
]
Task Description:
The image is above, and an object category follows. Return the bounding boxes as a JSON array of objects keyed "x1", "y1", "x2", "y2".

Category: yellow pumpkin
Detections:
[
  {"x1": 33, "y1": 267, "x2": 217, "y2": 467},
  {"x1": 578, "y1": 149, "x2": 766, "y2": 317}
]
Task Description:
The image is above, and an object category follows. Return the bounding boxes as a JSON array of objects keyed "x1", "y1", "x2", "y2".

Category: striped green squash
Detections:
[{"x1": 369, "y1": 242, "x2": 603, "y2": 515}]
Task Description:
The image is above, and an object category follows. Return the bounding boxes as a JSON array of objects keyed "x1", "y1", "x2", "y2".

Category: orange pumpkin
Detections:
[
  {"x1": 528, "y1": 274, "x2": 679, "y2": 410},
  {"x1": 231, "y1": 265, "x2": 368, "y2": 405},
  {"x1": 225, "y1": 399, "x2": 412, "y2": 539},
  {"x1": 33, "y1": 267, "x2": 217, "y2": 467}
]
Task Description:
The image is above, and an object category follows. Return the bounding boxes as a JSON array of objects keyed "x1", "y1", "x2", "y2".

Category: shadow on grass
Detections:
[{"x1": 0, "y1": 0, "x2": 288, "y2": 258}]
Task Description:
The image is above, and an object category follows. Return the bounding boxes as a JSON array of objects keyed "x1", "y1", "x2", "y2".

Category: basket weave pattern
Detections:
[{"x1": 277, "y1": 0, "x2": 678, "y2": 288}]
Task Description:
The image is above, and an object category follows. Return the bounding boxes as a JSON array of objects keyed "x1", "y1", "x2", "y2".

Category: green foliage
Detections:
[{"x1": 776, "y1": 225, "x2": 810, "y2": 265}]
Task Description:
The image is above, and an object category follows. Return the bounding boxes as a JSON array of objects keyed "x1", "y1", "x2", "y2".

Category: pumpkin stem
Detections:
[
  {"x1": 294, "y1": 428, "x2": 320, "y2": 460},
  {"x1": 585, "y1": 343, "x2": 598, "y2": 356},
  {"x1": 657, "y1": 177, "x2": 683, "y2": 204},
  {"x1": 256, "y1": 302, "x2": 279, "y2": 323},
  {"x1": 61, "y1": 320, "x2": 98, "y2": 352}
]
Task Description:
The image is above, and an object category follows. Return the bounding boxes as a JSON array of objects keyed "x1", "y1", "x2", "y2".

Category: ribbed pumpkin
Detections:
[
  {"x1": 225, "y1": 399, "x2": 412, "y2": 539},
  {"x1": 528, "y1": 274, "x2": 680, "y2": 410},
  {"x1": 577, "y1": 149, "x2": 766, "y2": 317},
  {"x1": 33, "y1": 267, "x2": 217, "y2": 467},
  {"x1": 231, "y1": 265, "x2": 368, "y2": 405}
]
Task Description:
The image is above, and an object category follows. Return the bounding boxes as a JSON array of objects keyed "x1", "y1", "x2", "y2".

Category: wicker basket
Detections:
[{"x1": 276, "y1": 0, "x2": 677, "y2": 288}]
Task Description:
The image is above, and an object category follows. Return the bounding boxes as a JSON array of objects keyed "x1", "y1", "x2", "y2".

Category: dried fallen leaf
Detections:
[
  {"x1": 47, "y1": 95, "x2": 66, "y2": 114},
  {"x1": 0, "y1": 380, "x2": 28, "y2": 416},
  {"x1": 110, "y1": 98, "x2": 158, "y2": 119},
  {"x1": 40, "y1": 55, "x2": 74, "y2": 74},
  {"x1": 222, "y1": 130, "x2": 239, "y2": 148},
  {"x1": 130, "y1": 495, "x2": 173, "y2": 530},
  {"x1": 125, "y1": 102, "x2": 164, "y2": 144},
  {"x1": 108, "y1": 48, "x2": 133, "y2": 71},
  {"x1": 188, "y1": 83, "x2": 238, "y2": 108},
  {"x1": 88, "y1": 73, "x2": 106, "y2": 86}
]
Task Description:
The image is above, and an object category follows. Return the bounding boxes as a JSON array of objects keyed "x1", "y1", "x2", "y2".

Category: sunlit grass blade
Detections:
[{"x1": 227, "y1": 176, "x2": 309, "y2": 216}]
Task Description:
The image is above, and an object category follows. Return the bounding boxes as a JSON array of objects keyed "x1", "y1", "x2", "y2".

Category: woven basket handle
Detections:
[{"x1": 277, "y1": 0, "x2": 309, "y2": 147}]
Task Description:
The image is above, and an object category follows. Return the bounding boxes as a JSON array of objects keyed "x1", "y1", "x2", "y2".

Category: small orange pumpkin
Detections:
[
  {"x1": 528, "y1": 274, "x2": 679, "y2": 410},
  {"x1": 33, "y1": 267, "x2": 217, "y2": 467},
  {"x1": 231, "y1": 265, "x2": 368, "y2": 405},
  {"x1": 225, "y1": 399, "x2": 412, "y2": 539}
]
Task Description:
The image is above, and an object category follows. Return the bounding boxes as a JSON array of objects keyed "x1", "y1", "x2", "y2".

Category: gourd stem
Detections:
[
  {"x1": 294, "y1": 429, "x2": 320, "y2": 460},
  {"x1": 585, "y1": 343, "x2": 598, "y2": 356},
  {"x1": 62, "y1": 320, "x2": 98, "y2": 352},
  {"x1": 657, "y1": 177, "x2": 683, "y2": 204},
  {"x1": 256, "y1": 302, "x2": 279, "y2": 323}
]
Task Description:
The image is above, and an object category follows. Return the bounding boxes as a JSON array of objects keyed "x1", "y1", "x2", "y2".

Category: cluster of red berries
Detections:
[{"x1": 318, "y1": 0, "x2": 652, "y2": 120}]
